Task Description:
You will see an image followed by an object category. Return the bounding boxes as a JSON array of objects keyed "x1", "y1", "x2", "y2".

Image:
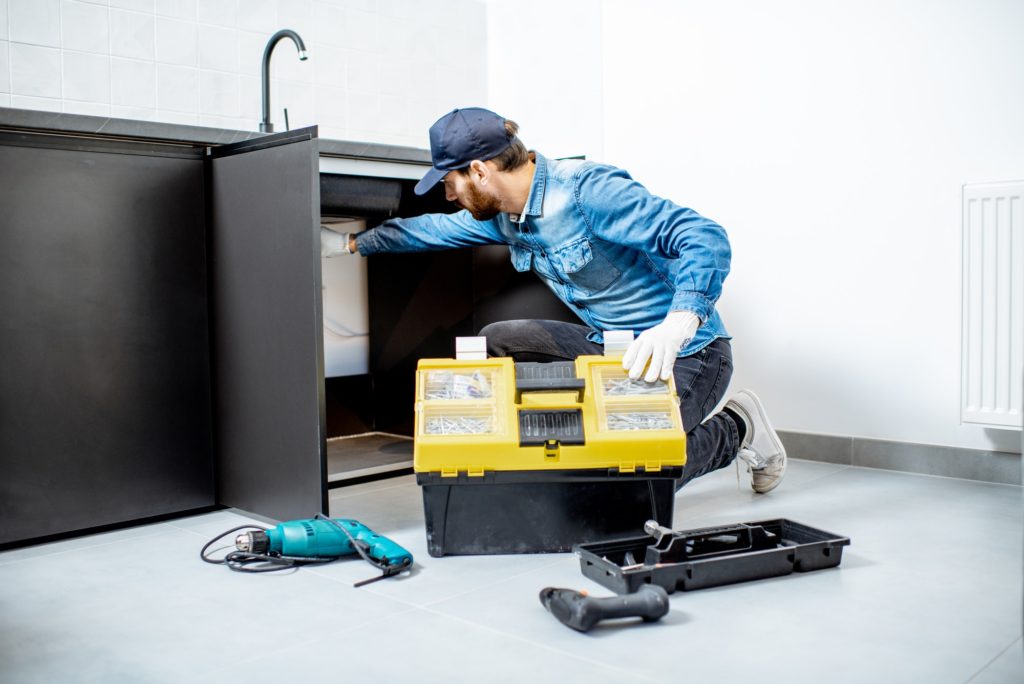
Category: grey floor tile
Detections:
[
  {"x1": 0, "y1": 460, "x2": 1020, "y2": 684},
  {"x1": 189, "y1": 606, "x2": 653, "y2": 684},
  {"x1": 425, "y1": 462, "x2": 1023, "y2": 684},
  {"x1": 969, "y1": 638, "x2": 1024, "y2": 683},
  {"x1": 673, "y1": 457, "x2": 850, "y2": 526},
  {"x1": 0, "y1": 524, "x2": 409, "y2": 684}
]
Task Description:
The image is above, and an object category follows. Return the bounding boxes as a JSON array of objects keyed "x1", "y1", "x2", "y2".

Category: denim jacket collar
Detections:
[{"x1": 521, "y1": 152, "x2": 547, "y2": 219}]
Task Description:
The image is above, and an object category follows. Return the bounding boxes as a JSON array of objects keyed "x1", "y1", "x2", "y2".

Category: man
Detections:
[{"x1": 322, "y1": 107, "x2": 786, "y2": 492}]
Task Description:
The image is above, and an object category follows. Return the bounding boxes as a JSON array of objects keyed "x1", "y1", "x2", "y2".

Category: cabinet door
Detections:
[
  {"x1": 0, "y1": 132, "x2": 213, "y2": 545},
  {"x1": 208, "y1": 128, "x2": 326, "y2": 521}
]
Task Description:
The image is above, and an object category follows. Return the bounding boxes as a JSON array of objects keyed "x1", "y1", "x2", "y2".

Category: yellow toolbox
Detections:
[{"x1": 414, "y1": 356, "x2": 686, "y2": 556}]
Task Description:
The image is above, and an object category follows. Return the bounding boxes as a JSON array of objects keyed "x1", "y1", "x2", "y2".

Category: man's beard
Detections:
[{"x1": 460, "y1": 182, "x2": 501, "y2": 221}]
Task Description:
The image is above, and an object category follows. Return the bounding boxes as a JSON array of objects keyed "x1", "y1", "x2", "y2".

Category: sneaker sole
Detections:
[{"x1": 742, "y1": 390, "x2": 787, "y2": 493}]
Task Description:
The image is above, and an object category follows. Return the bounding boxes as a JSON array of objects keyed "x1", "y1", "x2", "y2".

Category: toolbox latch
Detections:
[{"x1": 543, "y1": 439, "x2": 560, "y2": 462}]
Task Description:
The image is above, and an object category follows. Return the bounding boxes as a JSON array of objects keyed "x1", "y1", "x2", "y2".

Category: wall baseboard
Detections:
[{"x1": 777, "y1": 430, "x2": 1022, "y2": 486}]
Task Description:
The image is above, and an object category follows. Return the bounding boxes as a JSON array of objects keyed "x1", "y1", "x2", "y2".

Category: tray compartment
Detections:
[{"x1": 575, "y1": 518, "x2": 850, "y2": 594}]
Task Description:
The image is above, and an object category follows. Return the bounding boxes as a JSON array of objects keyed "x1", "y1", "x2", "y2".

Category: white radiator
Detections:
[{"x1": 961, "y1": 181, "x2": 1024, "y2": 429}]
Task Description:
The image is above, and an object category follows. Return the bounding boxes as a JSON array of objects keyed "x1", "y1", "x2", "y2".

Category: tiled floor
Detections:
[{"x1": 0, "y1": 459, "x2": 1021, "y2": 683}]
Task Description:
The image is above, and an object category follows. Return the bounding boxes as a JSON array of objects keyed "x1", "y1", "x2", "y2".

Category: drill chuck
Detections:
[{"x1": 235, "y1": 530, "x2": 270, "y2": 554}]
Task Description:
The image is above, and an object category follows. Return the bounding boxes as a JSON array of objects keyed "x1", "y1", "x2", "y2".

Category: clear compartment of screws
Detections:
[
  {"x1": 597, "y1": 367, "x2": 670, "y2": 396},
  {"x1": 422, "y1": 369, "x2": 495, "y2": 400},
  {"x1": 422, "y1": 406, "x2": 498, "y2": 435},
  {"x1": 603, "y1": 402, "x2": 676, "y2": 431}
]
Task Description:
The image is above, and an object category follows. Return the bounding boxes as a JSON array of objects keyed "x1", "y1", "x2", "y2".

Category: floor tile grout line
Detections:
[
  {"x1": 303, "y1": 554, "x2": 568, "y2": 609},
  {"x1": 418, "y1": 604, "x2": 664, "y2": 683},
  {"x1": 329, "y1": 481, "x2": 417, "y2": 500},
  {"x1": 413, "y1": 556, "x2": 569, "y2": 609},
  {"x1": 964, "y1": 634, "x2": 1023, "y2": 683},
  {"x1": 0, "y1": 525, "x2": 177, "y2": 567}
]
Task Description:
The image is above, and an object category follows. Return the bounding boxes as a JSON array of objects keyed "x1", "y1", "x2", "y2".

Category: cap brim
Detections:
[{"x1": 414, "y1": 166, "x2": 446, "y2": 196}]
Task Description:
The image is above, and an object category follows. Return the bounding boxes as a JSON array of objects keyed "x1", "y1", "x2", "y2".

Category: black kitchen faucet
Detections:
[{"x1": 260, "y1": 29, "x2": 308, "y2": 133}]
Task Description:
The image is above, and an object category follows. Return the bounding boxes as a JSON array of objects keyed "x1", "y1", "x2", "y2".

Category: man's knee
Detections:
[{"x1": 477, "y1": 320, "x2": 532, "y2": 357}]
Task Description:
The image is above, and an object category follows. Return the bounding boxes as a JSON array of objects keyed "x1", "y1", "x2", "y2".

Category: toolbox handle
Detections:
[{"x1": 515, "y1": 378, "x2": 586, "y2": 403}]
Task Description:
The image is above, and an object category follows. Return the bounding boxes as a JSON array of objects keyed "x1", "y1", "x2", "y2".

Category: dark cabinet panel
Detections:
[
  {"x1": 208, "y1": 129, "x2": 327, "y2": 521},
  {"x1": 0, "y1": 135, "x2": 213, "y2": 545}
]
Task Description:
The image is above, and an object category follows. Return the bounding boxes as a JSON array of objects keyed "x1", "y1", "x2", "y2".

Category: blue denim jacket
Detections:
[{"x1": 355, "y1": 153, "x2": 731, "y2": 356}]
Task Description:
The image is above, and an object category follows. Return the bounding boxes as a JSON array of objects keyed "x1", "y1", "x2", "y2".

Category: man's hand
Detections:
[
  {"x1": 622, "y1": 311, "x2": 700, "y2": 382},
  {"x1": 321, "y1": 226, "x2": 357, "y2": 257}
]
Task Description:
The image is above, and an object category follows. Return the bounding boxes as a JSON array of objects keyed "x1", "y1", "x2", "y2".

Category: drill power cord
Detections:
[{"x1": 199, "y1": 513, "x2": 410, "y2": 586}]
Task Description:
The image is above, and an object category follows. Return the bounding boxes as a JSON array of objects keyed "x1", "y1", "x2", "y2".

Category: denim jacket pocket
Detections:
[
  {"x1": 552, "y1": 238, "x2": 622, "y2": 293},
  {"x1": 508, "y1": 243, "x2": 533, "y2": 272}
]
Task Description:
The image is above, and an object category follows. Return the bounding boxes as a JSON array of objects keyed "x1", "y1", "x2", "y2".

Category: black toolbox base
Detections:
[{"x1": 417, "y1": 468, "x2": 682, "y2": 557}]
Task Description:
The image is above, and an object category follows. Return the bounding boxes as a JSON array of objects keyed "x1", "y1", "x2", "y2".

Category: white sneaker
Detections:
[{"x1": 726, "y1": 389, "x2": 787, "y2": 493}]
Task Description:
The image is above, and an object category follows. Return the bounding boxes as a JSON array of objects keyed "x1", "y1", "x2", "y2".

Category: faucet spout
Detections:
[{"x1": 260, "y1": 29, "x2": 308, "y2": 133}]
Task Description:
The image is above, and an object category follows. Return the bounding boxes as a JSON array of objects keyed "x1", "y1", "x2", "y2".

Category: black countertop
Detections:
[{"x1": 0, "y1": 107, "x2": 432, "y2": 165}]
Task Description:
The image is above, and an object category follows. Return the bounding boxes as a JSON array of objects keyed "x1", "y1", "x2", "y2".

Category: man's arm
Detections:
[
  {"x1": 354, "y1": 211, "x2": 505, "y2": 256},
  {"x1": 575, "y1": 163, "x2": 732, "y2": 380},
  {"x1": 322, "y1": 210, "x2": 505, "y2": 257}
]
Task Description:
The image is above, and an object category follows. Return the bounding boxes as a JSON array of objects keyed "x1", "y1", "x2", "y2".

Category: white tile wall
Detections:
[
  {"x1": 110, "y1": 9, "x2": 155, "y2": 60},
  {"x1": 157, "y1": 62, "x2": 197, "y2": 111},
  {"x1": 11, "y1": 94, "x2": 61, "y2": 111},
  {"x1": 63, "y1": 98, "x2": 110, "y2": 116},
  {"x1": 61, "y1": 1, "x2": 110, "y2": 54},
  {"x1": 0, "y1": 41, "x2": 8, "y2": 93},
  {"x1": 111, "y1": 57, "x2": 155, "y2": 106},
  {"x1": 236, "y1": 0, "x2": 275, "y2": 34},
  {"x1": 111, "y1": 0, "x2": 155, "y2": 13},
  {"x1": 0, "y1": 0, "x2": 488, "y2": 147},
  {"x1": 0, "y1": 2, "x2": 9, "y2": 40},
  {"x1": 10, "y1": 0, "x2": 61, "y2": 48},
  {"x1": 62, "y1": 50, "x2": 111, "y2": 102},
  {"x1": 198, "y1": 68, "x2": 238, "y2": 117},
  {"x1": 11, "y1": 43, "x2": 61, "y2": 97},
  {"x1": 197, "y1": 0, "x2": 236, "y2": 28},
  {"x1": 155, "y1": 0, "x2": 196, "y2": 21},
  {"x1": 198, "y1": 23, "x2": 237, "y2": 72},
  {"x1": 155, "y1": 16, "x2": 198, "y2": 66}
]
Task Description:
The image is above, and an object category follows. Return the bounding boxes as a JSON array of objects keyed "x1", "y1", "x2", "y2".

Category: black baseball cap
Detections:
[{"x1": 414, "y1": 107, "x2": 514, "y2": 196}]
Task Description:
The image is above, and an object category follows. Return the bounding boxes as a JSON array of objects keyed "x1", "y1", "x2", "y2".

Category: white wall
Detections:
[
  {"x1": 485, "y1": 0, "x2": 603, "y2": 160},
  {"x1": 0, "y1": 0, "x2": 487, "y2": 147},
  {"x1": 488, "y1": 0, "x2": 1024, "y2": 452}
]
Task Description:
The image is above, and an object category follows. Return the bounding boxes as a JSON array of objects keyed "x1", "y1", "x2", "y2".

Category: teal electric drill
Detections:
[{"x1": 202, "y1": 514, "x2": 413, "y2": 585}]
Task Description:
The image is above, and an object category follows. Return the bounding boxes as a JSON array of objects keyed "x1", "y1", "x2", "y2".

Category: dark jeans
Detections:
[{"x1": 479, "y1": 319, "x2": 741, "y2": 489}]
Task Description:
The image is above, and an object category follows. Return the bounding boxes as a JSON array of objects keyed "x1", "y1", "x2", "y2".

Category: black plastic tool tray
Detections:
[{"x1": 575, "y1": 518, "x2": 850, "y2": 595}]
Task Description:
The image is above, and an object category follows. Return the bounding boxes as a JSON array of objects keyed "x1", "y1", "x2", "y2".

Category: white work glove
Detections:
[
  {"x1": 622, "y1": 311, "x2": 700, "y2": 382},
  {"x1": 321, "y1": 226, "x2": 353, "y2": 258}
]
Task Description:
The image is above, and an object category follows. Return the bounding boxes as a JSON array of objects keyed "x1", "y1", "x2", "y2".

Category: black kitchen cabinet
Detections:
[
  {"x1": 0, "y1": 128, "x2": 329, "y2": 544},
  {"x1": 0, "y1": 131, "x2": 216, "y2": 544},
  {"x1": 0, "y1": 119, "x2": 574, "y2": 547}
]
